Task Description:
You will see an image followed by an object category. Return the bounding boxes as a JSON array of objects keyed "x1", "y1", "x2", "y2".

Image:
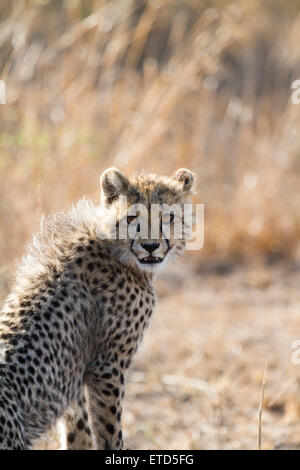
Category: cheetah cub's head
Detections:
[{"x1": 100, "y1": 168, "x2": 195, "y2": 273}]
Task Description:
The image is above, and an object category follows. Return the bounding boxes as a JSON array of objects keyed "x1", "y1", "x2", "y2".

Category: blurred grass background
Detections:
[
  {"x1": 2, "y1": 0, "x2": 300, "y2": 449},
  {"x1": 2, "y1": 0, "x2": 300, "y2": 276}
]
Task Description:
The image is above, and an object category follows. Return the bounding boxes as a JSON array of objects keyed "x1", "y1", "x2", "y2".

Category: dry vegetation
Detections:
[{"x1": 1, "y1": 0, "x2": 300, "y2": 450}]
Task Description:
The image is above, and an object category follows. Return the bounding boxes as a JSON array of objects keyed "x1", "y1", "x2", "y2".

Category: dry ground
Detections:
[
  {"x1": 123, "y1": 259, "x2": 300, "y2": 450},
  {"x1": 20, "y1": 257, "x2": 300, "y2": 450}
]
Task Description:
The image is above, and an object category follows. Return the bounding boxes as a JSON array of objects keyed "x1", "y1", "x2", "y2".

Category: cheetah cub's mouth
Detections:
[{"x1": 140, "y1": 255, "x2": 163, "y2": 265}]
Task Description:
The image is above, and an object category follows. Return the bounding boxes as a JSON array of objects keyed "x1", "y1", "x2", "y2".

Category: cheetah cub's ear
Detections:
[
  {"x1": 173, "y1": 168, "x2": 195, "y2": 193},
  {"x1": 100, "y1": 167, "x2": 130, "y2": 205}
]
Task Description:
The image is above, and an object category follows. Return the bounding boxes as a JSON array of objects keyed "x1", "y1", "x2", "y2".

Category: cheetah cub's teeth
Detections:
[{"x1": 140, "y1": 255, "x2": 163, "y2": 264}]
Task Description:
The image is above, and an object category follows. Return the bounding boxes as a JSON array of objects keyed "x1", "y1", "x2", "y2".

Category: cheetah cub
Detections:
[{"x1": 0, "y1": 168, "x2": 195, "y2": 449}]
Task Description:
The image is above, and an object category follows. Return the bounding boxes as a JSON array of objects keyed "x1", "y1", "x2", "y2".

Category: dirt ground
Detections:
[
  {"x1": 26, "y1": 257, "x2": 300, "y2": 450},
  {"x1": 122, "y1": 259, "x2": 300, "y2": 450}
]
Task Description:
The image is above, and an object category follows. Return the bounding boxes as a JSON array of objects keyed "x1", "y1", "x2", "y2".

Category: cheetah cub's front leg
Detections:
[{"x1": 84, "y1": 360, "x2": 124, "y2": 450}]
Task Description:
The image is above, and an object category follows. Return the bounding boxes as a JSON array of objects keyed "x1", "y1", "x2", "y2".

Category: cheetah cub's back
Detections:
[{"x1": 0, "y1": 168, "x2": 195, "y2": 449}]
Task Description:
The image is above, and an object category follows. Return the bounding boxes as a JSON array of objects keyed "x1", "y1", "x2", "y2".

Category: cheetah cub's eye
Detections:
[
  {"x1": 127, "y1": 215, "x2": 137, "y2": 224},
  {"x1": 161, "y1": 213, "x2": 174, "y2": 225}
]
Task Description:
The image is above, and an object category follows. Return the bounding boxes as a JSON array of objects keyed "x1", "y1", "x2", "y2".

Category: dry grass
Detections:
[{"x1": 1, "y1": 0, "x2": 300, "y2": 450}]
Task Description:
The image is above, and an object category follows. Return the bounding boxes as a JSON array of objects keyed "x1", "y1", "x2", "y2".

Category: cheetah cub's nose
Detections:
[{"x1": 141, "y1": 242, "x2": 160, "y2": 254}]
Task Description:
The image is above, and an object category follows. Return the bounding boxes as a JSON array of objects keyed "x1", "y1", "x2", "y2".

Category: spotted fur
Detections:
[{"x1": 0, "y1": 168, "x2": 195, "y2": 449}]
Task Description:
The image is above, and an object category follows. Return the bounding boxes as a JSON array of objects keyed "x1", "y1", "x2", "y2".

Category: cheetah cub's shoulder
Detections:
[{"x1": 0, "y1": 168, "x2": 195, "y2": 449}]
